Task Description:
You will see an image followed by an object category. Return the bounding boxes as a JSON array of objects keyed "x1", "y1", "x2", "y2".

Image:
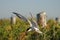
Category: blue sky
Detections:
[{"x1": 0, "y1": 0, "x2": 60, "y2": 18}]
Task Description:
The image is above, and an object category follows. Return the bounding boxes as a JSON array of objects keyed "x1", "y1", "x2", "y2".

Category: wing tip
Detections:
[{"x1": 12, "y1": 12, "x2": 17, "y2": 14}]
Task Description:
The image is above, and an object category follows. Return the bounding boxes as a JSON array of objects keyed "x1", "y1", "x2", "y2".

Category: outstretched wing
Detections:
[
  {"x1": 13, "y1": 12, "x2": 27, "y2": 22},
  {"x1": 29, "y1": 13, "x2": 39, "y2": 28},
  {"x1": 13, "y1": 12, "x2": 32, "y2": 26}
]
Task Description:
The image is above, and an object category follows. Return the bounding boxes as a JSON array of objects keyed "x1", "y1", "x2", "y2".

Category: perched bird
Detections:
[{"x1": 13, "y1": 12, "x2": 42, "y2": 34}]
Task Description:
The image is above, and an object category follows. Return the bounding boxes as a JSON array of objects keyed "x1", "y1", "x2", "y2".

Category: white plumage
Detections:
[{"x1": 13, "y1": 12, "x2": 42, "y2": 34}]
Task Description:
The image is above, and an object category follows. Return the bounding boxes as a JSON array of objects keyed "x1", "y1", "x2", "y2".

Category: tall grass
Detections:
[{"x1": 0, "y1": 18, "x2": 60, "y2": 40}]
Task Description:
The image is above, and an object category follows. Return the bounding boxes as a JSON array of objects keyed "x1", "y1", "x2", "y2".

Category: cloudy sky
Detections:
[{"x1": 0, "y1": 0, "x2": 60, "y2": 18}]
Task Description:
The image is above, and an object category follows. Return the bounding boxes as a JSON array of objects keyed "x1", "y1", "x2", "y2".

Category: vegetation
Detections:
[{"x1": 0, "y1": 18, "x2": 60, "y2": 40}]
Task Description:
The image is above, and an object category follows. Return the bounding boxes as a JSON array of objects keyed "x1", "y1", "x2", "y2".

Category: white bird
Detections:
[{"x1": 13, "y1": 12, "x2": 42, "y2": 34}]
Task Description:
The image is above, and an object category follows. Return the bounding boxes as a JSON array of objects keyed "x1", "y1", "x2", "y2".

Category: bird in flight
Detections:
[{"x1": 13, "y1": 12, "x2": 42, "y2": 34}]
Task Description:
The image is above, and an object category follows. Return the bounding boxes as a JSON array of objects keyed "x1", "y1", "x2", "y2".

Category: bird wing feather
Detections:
[
  {"x1": 13, "y1": 12, "x2": 32, "y2": 26},
  {"x1": 31, "y1": 20, "x2": 39, "y2": 28}
]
